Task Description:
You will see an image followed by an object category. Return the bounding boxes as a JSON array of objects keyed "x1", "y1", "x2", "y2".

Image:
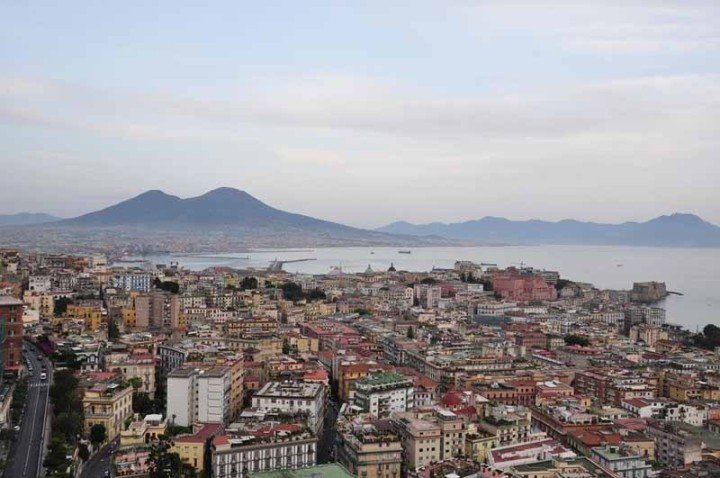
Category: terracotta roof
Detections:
[{"x1": 442, "y1": 390, "x2": 463, "y2": 407}]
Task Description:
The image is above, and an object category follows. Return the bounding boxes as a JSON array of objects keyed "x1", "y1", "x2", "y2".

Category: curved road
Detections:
[{"x1": 4, "y1": 342, "x2": 52, "y2": 478}]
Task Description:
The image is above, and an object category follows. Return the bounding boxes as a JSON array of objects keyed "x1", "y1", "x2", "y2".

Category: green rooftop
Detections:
[
  {"x1": 358, "y1": 371, "x2": 409, "y2": 386},
  {"x1": 251, "y1": 464, "x2": 355, "y2": 478}
]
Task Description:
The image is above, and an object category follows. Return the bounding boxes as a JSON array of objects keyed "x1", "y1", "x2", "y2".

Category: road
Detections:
[
  {"x1": 4, "y1": 342, "x2": 52, "y2": 478},
  {"x1": 80, "y1": 438, "x2": 115, "y2": 478}
]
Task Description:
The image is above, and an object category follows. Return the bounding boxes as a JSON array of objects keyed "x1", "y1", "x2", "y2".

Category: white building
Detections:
[
  {"x1": 111, "y1": 272, "x2": 152, "y2": 292},
  {"x1": 28, "y1": 275, "x2": 52, "y2": 292},
  {"x1": 353, "y1": 372, "x2": 414, "y2": 418},
  {"x1": 252, "y1": 381, "x2": 326, "y2": 434},
  {"x1": 167, "y1": 366, "x2": 231, "y2": 427}
]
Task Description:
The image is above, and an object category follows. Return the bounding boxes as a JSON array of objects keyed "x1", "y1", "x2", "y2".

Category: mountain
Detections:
[
  {"x1": 0, "y1": 213, "x2": 61, "y2": 226},
  {"x1": 64, "y1": 187, "x2": 351, "y2": 229},
  {"x1": 377, "y1": 213, "x2": 720, "y2": 247},
  {"x1": 0, "y1": 187, "x2": 454, "y2": 250}
]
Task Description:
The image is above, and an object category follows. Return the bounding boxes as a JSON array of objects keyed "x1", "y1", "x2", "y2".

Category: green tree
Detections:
[
  {"x1": 240, "y1": 276, "x2": 258, "y2": 290},
  {"x1": 54, "y1": 411, "x2": 84, "y2": 442},
  {"x1": 128, "y1": 377, "x2": 144, "y2": 391},
  {"x1": 420, "y1": 277, "x2": 437, "y2": 285},
  {"x1": 108, "y1": 317, "x2": 121, "y2": 340},
  {"x1": 53, "y1": 297, "x2": 71, "y2": 316},
  {"x1": 304, "y1": 288, "x2": 326, "y2": 301},
  {"x1": 153, "y1": 278, "x2": 180, "y2": 294},
  {"x1": 78, "y1": 443, "x2": 90, "y2": 462},
  {"x1": 50, "y1": 370, "x2": 81, "y2": 414},
  {"x1": 133, "y1": 392, "x2": 155, "y2": 416},
  {"x1": 90, "y1": 423, "x2": 106, "y2": 446},
  {"x1": 281, "y1": 282, "x2": 304, "y2": 302},
  {"x1": 44, "y1": 436, "x2": 71, "y2": 474},
  {"x1": 406, "y1": 327, "x2": 415, "y2": 339},
  {"x1": 148, "y1": 435, "x2": 196, "y2": 478},
  {"x1": 282, "y1": 338, "x2": 291, "y2": 355},
  {"x1": 564, "y1": 334, "x2": 590, "y2": 347}
]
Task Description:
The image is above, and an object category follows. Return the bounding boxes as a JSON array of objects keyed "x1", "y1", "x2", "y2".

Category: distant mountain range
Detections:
[
  {"x1": 377, "y1": 213, "x2": 720, "y2": 247},
  {"x1": 0, "y1": 188, "x2": 452, "y2": 250},
  {"x1": 0, "y1": 213, "x2": 61, "y2": 226},
  {"x1": 2, "y1": 190, "x2": 718, "y2": 250}
]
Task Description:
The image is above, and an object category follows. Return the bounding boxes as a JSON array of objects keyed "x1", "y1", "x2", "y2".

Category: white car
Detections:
[{"x1": 40, "y1": 372, "x2": 47, "y2": 381}]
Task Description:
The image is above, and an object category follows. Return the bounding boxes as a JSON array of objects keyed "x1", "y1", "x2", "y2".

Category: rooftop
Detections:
[{"x1": 250, "y1": 464, "x2": 355, "y2": 478}]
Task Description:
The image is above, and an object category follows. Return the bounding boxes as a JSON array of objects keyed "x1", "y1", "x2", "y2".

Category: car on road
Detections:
[
  {"x1": 13, "y1": 425, "x2": 20, "y2": 432},
  {"x1": 40, "y1": 372, "x2": 47, "y2": 381},
  {"x1": 37, "y1": 355, "x2": 43, "y2": 360}
]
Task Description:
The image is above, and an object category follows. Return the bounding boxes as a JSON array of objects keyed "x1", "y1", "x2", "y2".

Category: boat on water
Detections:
[{"x1": 398, "y1": 250, "x2": 412, "y2": 254}]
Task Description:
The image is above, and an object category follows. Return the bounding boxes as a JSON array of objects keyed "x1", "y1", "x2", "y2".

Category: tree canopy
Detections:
[{"x1": 564, "y1": 334, "x2": 590, "y2": 347}]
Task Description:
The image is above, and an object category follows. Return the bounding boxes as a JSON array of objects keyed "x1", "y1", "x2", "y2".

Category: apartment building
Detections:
[
  {"x1": 167, "y1": 366, "x2": 232, "y2": 427},
  {"x1": 590, "y1": 444, "x2": 651, "y2": 478},
  {"x1": 82, "y1": 382, "x2": 134, "y2": 441},
  {"x1": 252, "y1": 381, "x2": 326, "y2": 434},
  {"x1": 353, "y1": 372, "x2": 414, "y2": 418},
  {"x1": 336, "y1": 422, "x2": 403, "y2": 478},
  {"x1": 211, "y1": 413, "x2": 317, "y2": 477},
  {"x1": 0, "y1": 297, "x2": 23, "y2": 375}
]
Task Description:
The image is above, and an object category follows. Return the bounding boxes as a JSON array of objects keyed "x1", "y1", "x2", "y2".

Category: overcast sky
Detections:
[{"x1": 1, "y1": 1, "x2": 719, "y2": 227}]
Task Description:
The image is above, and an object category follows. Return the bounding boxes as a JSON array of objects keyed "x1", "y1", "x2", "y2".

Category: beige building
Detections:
[
  {"x1": 337, "y1": 424, "x2": 403, "y2": 478},
  {"x1": 106, "y1": 351, "x2": 156, "y2": 398},
  {"x1": 83, "y1": 383, "x2": 133, "y2": 442},
  {"x1": 392, "y1": 412, "x2": 441, "y2": 471},
  {"x1": 119, "y1": 414, "x2": 167, "y2": 447}
]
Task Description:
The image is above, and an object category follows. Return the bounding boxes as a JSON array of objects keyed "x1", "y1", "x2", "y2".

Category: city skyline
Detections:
[{"x1": 2, "y1": 1, "x2": 719, "y2": 227}]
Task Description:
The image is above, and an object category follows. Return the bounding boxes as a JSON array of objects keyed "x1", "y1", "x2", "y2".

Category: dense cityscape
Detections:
[
  {"x1": 0, "y1": 248, "x2": 719, "y2": 478},
  {"x1": 2, "y1": 1, "x2": 720, "y2": 478}
]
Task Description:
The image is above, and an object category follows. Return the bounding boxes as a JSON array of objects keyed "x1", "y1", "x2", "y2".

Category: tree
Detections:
[
  {"x1": 133, "y1": 392, "x2": 155, "y2": 416},
  {"x1": 281, "y1": 282, "x2": 304, "y2": 302},
  {"x1": 53, "y1": 297, "x2": 71, "y2": 316},
  {"x1": 78, "y1": 443, "x2": 90, "y2": 462},
  {"x1": 50, "y1": 370, "x2": 81, "y2": 414},
  {"x1": 108, "y1": 317, "x2": 121, "y2": 340},
  {"x1": 153, "y1": 278, "x2": 180, "y2": 294},
  {"x1": 44, "y1": 436, "x2": 71, "y2": 474},
  {"x1": 50, "y1": 349, "x2": 81, "y2": 370},
  {"x1": 148, "y1": 435, "x2": 192, "y2": 478},
  {"x1": 54, "y1": 411, "x2": 84, "y2": 442},
  {"x1": 406, "y1": 327, "x2": 415, "y2": 339},
  {"x1": 305, "y1": 288, "x2": 326, "y2": 301},
  {"x1": 282, "y1": 338, "x2": 291, "y2": 355},
  {"x1": 564, "y1": 334, "x2": 590, "y2": 347},
  {"x1": 90, "y1": 423, "x2": 106, "y2": 446},
  {"x1": 420, "y1": 277, "x2": 437, "y2": 285},
  {"x1": 240, "y1": 276, "x2": 258, "y2": 291},
  {"x1": 128, "y1": 377, "x2": 144, "y2": 391}
]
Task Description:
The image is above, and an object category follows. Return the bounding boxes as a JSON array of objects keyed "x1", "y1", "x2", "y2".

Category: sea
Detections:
[{"x1": 135, "y1": 245, "x2": 720, "y2": 332}]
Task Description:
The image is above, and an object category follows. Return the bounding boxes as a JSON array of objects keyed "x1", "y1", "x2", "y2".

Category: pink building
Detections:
[{"x1": 492, "y1": 271, "x2": 557, "y2": 302}]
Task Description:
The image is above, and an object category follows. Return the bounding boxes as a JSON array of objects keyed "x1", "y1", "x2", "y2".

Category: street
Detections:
[
  {"x1": 4, "y1": 342, "x2": 52, "y2": 478},
  {"x1": 80, "y1": 438, "x2": 115, "y2": 478}
]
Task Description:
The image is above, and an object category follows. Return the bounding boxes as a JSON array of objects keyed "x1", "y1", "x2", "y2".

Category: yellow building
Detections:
[
  {"x1": 466, "y1": 432, "x2": 498, "y2": 462},
  {"x1": 119, "y1": 414, "x2": 167, "y2": 447},
  {"x1": 23, "y1": 292, "x2": 54, "y2": 319},
  {"x1": 171, "y1": 423, "x2": 224, "y2": 474},
  {"x1": 287, "y1": 333, "x2": 319, "y2": 353},
  {"x1": 83, "y1": 383, "x2": 133, "y2": 442},
  {"x1": 122, "y1": 308, "x2": 137, "y2": 328},
  {"x1": 338, "y1": 363, "x2": 370, "y2": 402},
  {"x1": 66, "y1": 304, "x2": 103, "y2": 331}
]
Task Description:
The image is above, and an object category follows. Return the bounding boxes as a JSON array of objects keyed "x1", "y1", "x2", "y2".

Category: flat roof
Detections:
[
  {"x1": 250, "y1": 464, "x2": 354, "y2": 478},
  {"x1": 0, "y1": 296, "x2": 23, "y2": 306}
]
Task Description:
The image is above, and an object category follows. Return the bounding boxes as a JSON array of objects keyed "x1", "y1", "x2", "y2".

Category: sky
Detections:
[{"x1": 1, "y1": 1, "x2": 719, "y2": 228}]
